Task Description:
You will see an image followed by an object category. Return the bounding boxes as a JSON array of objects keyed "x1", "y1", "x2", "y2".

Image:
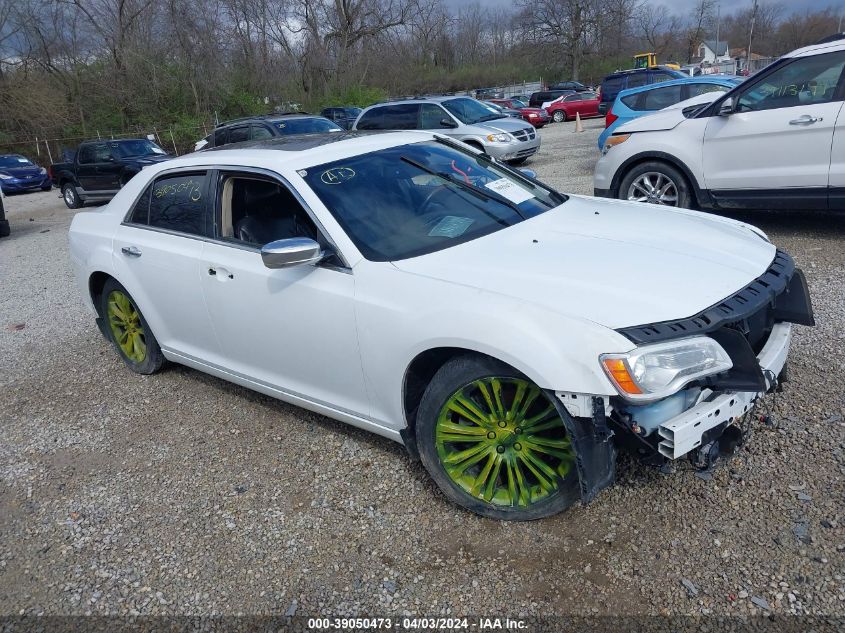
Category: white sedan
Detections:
[{"x1": 68, "y1": 131, "x2": 813, "y2": 520}]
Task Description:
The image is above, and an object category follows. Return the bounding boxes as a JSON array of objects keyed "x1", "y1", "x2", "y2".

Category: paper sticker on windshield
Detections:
[
  {"x1": 16, "y1": 158, "x2": 28, "y2": 163},
  {"x1": 151, "y1": 147, "x2": 166, "y2": 154},
  {"x1": 320, "y1": 167, "x2": 355, "y2": 185},
  {"x1": 484, "y1": 178, "x2": 534, "y2": 204},
  {"x1": 429, "y1": 216, "x2": 474, "y2": 238}
]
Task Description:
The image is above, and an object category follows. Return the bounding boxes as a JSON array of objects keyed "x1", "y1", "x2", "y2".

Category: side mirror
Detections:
[
  {"x1": 261, "y1": 237, "x2": 323, "y2": 269},
  {"x1": 440, "y1": 118, "x2": 458, "y2": 129},
  {"x1": 718, "y1": 97, "x2": 734, "y2": 116}
]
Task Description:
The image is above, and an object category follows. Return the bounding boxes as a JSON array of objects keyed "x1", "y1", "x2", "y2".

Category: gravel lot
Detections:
[{"x1": 1, "y1": 119, "x2": 843, "y2": 623}]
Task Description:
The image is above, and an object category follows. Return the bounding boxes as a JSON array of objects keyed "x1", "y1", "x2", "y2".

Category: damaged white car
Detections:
[{"x1": 68, "y1": 131, "x2": 814, "y2": 520}]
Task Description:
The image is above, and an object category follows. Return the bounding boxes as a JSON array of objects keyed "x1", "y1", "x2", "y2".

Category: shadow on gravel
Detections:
[{"x1": 712, "y1": 209, "x2": 845, "y2": 236}]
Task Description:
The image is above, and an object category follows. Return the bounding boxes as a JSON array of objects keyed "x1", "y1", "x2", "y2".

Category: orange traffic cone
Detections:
[{"x1": 574, "y1": 111, "x2": 584, "y2": 133}]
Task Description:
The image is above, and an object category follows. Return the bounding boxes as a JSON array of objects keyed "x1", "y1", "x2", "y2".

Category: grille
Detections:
[{"x1": 512, "y1": 128, "x2": 536, "y2": 142}]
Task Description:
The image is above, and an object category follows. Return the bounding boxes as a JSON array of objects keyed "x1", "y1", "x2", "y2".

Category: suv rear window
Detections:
[{"x1": 601, "y1": 77, "x2": 624, "y2": 100}]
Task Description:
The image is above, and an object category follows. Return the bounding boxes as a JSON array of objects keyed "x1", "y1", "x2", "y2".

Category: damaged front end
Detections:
[{"x1": 553, "y1": 249, "x2": 814, "y2": 504}]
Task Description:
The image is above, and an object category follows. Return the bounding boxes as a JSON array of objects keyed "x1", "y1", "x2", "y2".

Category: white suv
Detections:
[{"x1": 594, "y1": 35, "x2": 845, "y2": 211}]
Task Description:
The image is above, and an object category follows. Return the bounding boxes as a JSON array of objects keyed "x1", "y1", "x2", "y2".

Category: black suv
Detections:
[
  {"x1": 597, "y1": 66, "x2": 686, "y2": 114},
  {"x1": 196, "y1": 114, "x2": 343, "y2": 150},
  {"x1": 528, "y1": 89, "x2": 575, "y2": 108},
  {"x1": 320, "y1": 107, "x2": 362, "y2": 130}
]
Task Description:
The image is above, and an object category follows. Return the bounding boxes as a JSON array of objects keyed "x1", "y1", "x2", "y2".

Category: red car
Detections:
[
  {"x1": 489, "y1": 98, "x2": 550, "y2": 128},
  {"x1": 545, "y1": 92, "x2": 601, "y2": 122}
]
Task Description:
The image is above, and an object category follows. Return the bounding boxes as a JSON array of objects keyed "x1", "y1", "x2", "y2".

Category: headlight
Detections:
[
  {"x1": 528, "y1": 113, "x2": 538, "y2": 117},
  {"x1": 40, "y1": 167, "x2": 47, "y2": 175},
  {"x1": 601, "y1": 133, "x2": 630, "y2": 155},
  {"x1": 0, "y1": 173, "x2": 12, "y2": 180},
  {"x1": 486, "y1": 133, "x2": 510, "y2": 143},
  {"x1": 600, "y1": 336, "x2": 732, "y2": 401}
]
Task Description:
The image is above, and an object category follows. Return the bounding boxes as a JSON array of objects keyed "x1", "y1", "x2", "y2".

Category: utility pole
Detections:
[
  {"x1": 715, "y1": 3, "x2": 721, "y2": 68},
  {"x1": 747, "y1": 0, "x2": 758, "y2": 75}
]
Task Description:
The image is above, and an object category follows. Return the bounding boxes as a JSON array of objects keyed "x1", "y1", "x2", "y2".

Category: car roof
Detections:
[
  {"x1": 363, "y1": 95, "x2": 474, "y2": 107},
  {"x1": 605, "y1": 66, "x2": 681, "y2": 78},
  {"x1": 785, "y1": 35, "x2": 845, "y2": 58},
  {"x1": 216, "y1": 113, "x2": 319, "y2": 129},
  {"x1": 616, "y1": 75, "x2": 739, "y2": 98}
]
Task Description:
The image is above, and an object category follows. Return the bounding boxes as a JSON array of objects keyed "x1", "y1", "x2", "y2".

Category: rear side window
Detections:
[
  {"x1": 686, "y1": 83, "x2": 729, "y2": 98},
  {"x1": 227, "y1": 126, "x2": 249, "y2": 144},
  {"x1": 213, "y1": 128, "x2": 228, "y2": 147},
  {"x1": 250, "y1": 125, "x2": 273, "y2": 140},
  {"x1": 626, "y1": 73, "x2": 649, "y2": 88},
  {"x1": 382, "y1": 104, "x2": 421, "y2": 130},
  {"x1": 147, "y1": 172, "x2": 211, "y2": 237},
  {"x1": 78, "y1": 145, "x2": 96, "y2": 164},
  {"x1": 357, "y1": 108, "x2": 385, "y2": 130},
  {"x1": 649, "y1": 71, "x2": 676, "y2": 84},
  {"x1": 640, "y1": 84, "x2": 683, "y2": 110},
  {"x1": 620, "y1": 93, "x2": 641, "y2": 109},
  {"x1": 128, "y1": 187, "x2": 151, "y2": 224},
  {"x1": 601, "y1": 77, "x2": 624, "y2": 99}
]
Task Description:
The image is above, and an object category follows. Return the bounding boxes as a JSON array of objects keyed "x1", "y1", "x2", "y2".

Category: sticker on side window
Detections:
[
  {"x1": 428, "y1": 216, "x2": 474, "y2": 238},
  {"x1": 484, "y1": 178, "x2": 534, "y2": 204}
]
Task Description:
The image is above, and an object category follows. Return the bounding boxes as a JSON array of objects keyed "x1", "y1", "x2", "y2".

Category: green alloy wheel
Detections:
[
  {"x1": 417, "y1": 356, "x2": 579, "y2": 520},
  {"x1": 99, "y1": 278, "x2": 165, "y2": 375}
]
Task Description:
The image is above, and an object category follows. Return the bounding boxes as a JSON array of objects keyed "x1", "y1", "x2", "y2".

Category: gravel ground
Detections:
[{"x1": 1, "y1": 120, "x2": 843, "y2": 623}]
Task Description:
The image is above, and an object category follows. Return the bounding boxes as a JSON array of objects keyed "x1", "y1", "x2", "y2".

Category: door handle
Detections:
[
  {"x1": 121, "y1": 246, "x2": 142, "y2": 257},
  {"x1": 208, "y1": 266, "x2": 234, "y2": 280},
  {"x1": 789, "y1": 115, "x2": 822, "y2": 125}
]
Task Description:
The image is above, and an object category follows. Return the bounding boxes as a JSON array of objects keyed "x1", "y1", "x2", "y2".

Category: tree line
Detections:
[{"x1": 0, "y1": 0, "x2": 841, "y2": 150}]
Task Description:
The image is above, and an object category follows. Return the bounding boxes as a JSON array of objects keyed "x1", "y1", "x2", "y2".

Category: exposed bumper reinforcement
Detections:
[{"x1": 657, "y1": 321, "x2": 791, "y2": 459}]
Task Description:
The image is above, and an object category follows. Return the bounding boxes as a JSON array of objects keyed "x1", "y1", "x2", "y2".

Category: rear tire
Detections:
[
  {"x1": 100, "y1": 279, "x2": 165, "y2": 375},
  {"x1": 62, "y1": 183, "x2": 83, "y2": 209},
  {"x1": 416, "y1": 355, "x2": 580, "y2": 521},
  {"x1": 552, "y1": 110, "x2": 566, "y2": 123},
  {"x1": 41, "y1": 184, "x2": 52, "y2": 192},
  {"x1": 618, "y1": 161, "x2": 694, "y2": 209},
  {"x1": 0, "y1": 220, "x2": 9, "y2": 238}
]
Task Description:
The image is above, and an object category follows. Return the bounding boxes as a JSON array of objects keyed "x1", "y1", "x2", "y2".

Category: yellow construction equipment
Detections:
[{"x1": 633, "y1": 53, "x2": 680, "y2": 70}]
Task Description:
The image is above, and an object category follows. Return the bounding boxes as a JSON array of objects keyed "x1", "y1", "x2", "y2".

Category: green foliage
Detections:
[{"x1": 310, "y1": 85, "x2": 389, "y2": 111}]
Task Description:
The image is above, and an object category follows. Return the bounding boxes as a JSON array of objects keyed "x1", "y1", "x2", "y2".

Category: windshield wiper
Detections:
[
  {"x1": 431, "y1": 136, "x2": 567, "y2": 206},
  {"x1": 400, "y1": 156, "x2": 526, "y2": 220}
]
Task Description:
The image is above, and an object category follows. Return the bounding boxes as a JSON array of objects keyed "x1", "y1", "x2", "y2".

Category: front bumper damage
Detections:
[{"x1": 552, "y1": 249, "x2": 813, "y2": 505}]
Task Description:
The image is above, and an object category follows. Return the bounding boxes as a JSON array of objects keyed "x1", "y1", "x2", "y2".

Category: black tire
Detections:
[
  {"x1": 100, "y1": 278, "x2": 165, "y2": 375},
  {"x1": 552, "y1": 110, "x2": 566, "y2": 122},
  {"x1": 0, "y1": 220, "x2": 9, "y2": 238},
  {"x1": 618, "y1": 160, "x2": 694, "y2": 209},
  {"x1": 62, "y1": 183, "x2": 83, "y2": 209},
  {"x1": 416, "y1": 355, "x2": 580, "y2": 521},
  {"x1": 41, "y1": 184, "x2": 53, "y2": 191}
]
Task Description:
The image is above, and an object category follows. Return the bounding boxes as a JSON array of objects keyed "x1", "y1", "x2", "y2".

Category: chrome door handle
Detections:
[
  {"x1": 121, "y1": 246, "x2": 142, "y2": 257},
  {"x1": 789, "y1": 115, "x2": 822, "y2": 125}
]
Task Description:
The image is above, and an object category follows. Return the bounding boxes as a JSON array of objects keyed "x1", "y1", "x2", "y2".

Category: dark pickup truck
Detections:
[{"x1": 51, "y1": 138, "x2": 173, "y2": 208}]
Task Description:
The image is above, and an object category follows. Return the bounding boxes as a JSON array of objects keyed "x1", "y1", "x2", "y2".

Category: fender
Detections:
[{"x1": 611, "y1": 151, "x2": 715, "y2": 209}]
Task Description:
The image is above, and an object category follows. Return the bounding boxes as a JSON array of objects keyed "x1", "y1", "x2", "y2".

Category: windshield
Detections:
[
  {"x1": 0, "y1": 155, "x2": 33, "y2": 167},
  {"x1": 275, "y1": 118, "x2": 342, "y2": 135},
  {"x1": 442, "y1": 98, "x2": 506, "y2": 124},
  {"x1": 112, "y1": 140, "x2": 167, "y2": 157},
  {"x1": 511, "y1": 100, "x2": 528, "y2": 108},
  {"x1": 302, "y1": 140, "x2": 566, "y2": 261}
]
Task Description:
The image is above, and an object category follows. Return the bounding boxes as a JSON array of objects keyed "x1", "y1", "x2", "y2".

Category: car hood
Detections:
[
  {"x1": 519, "y1": 107, "x2": 547, "y2": 115},
  {"x1": 391, "y1": 195, "x2": 775, "y2": 331},
  {"x1": 471, "y1": 118, "x2": 534, "y2": 134}
]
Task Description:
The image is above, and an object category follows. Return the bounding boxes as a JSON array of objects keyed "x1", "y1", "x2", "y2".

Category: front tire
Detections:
[
  {"x1": 41, "y1": 184, "x2": 53, "y2": 192},
  {"x1": 552, "y1": 110, "x2": 566, "y2": 123},
  {"x1": 618, "y1": 161, "x2": 693, "y2": 209},
  {"x1": 100, "y1": 279, "x2": 164, "y2": 375},
  {"x1": 416, "y1": 355, "x2": 579, "y2": 520},
  {"x1": 62, "y1": 183, "x2": 83, "y2": 209}
]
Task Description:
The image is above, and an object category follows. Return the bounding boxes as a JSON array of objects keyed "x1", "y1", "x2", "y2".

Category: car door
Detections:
[
  {"x1": 198, "y1": 170, "x2": 369, "y2": 418},
  {"x1": 97, "y1": 143, "x2": 124, "y2": 190},
  {"x1": 75, "y1": 144, "x2": 99, "y2": 191},
  {"x1": 829, "y1": 97, "x2": 845, "y2": 210},
  {"x1": 702, "y1": 51, "x2": 845, "y2": 206},
  {"x1": 112, "y1": 169, "x2": 220, "y2": 363},
  {"x1": 578, "y1": 93, "x2": 600, "y2": 116}
]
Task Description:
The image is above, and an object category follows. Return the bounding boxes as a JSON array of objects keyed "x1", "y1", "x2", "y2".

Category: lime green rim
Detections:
[
  {"x1": 435, "y1": 377, "x2": 574, "y2": 508},
  {"x1": 106, "y1": 290, "x2": 146, "y2": 363}
]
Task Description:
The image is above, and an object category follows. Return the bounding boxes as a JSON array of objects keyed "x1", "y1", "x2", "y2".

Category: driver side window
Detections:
[
  {"x1": 736, "y1": 51, "x2": 845, "y2": 112},
  {"x1": 217, "y1": 174, "x2": 319, "y2": 248}
]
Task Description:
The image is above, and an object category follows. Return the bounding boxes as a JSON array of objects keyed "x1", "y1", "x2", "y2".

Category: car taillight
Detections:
[{"x1": 605, "y1": 109, "x2": 618, "y2": 129}]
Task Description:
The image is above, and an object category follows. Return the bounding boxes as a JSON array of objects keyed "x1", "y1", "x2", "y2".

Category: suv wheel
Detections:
[
  {"x1": 618, "y1": 161, "x2": 693, "y2": 209},
  {"x1": 62, "y1": 183, "x2": 83, "y2": 209}
]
